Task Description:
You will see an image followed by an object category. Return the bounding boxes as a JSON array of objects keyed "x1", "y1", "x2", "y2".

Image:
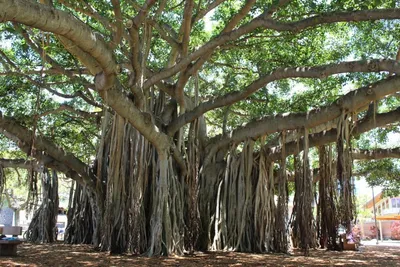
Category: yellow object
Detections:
[{"x1": 376, "y1": 214, "x2": 400, "y2": 221}]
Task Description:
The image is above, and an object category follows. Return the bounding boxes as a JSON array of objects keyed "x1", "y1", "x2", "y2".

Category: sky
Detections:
[{"x1": 355, "y1": 177, "x2": 381, "y2": 197}]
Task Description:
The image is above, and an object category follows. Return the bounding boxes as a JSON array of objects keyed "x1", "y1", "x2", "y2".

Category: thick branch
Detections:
[
  {"x1": 98, "y1": 81, "x2": 171, "y2": 152},
  {"x1": 1, "y1": 131, "x2": 87, "y2": 185},
  {"x1": 264, "y1": 8, "x2": 400, "y2": 33},
  {"x1": 169, "y1": 59, "x2": 400, "y2": 135},
  {"x1": 57, "y1": 36, "x2": 103, "y2": 75},
  {"x1": 59, "y1": 0, "x2": 113, "y2": 33},
  {"x1": 222, "y1": 0, "x2": 256, "y2": 33},
  {"x1": 181, "y1": 0, "x2": 194, "y2": 57},
  {"x1": 352, "y1": 147, "x2": 400, "y2": 160},
  {"x1": 174, "y1": 0, "x2": 257, "y2": 107},
  {"x1": 0, "y1": 158, "x2": 41, "y2": 171},
  {"x1": 128, "y1": 0, "x2": 156, "y2": 86},
  {"x1": 207, "y1": 76, "x2": 400, "y2": 155},
  {"x1": 0, "y1": 0, "x2": 117, "y2": 75},
  {"x1": 99, "y1": 82, "x2": 187, "y2": 174},
  {"x1": 268, "y1": 107, "x2": 400, "y2": 162},
  {"x1": 0, "y1": 113, "x2": 95, "y2": 187},
  {"x1": 144, "y1": 8, "x2": 400, "y2": 89},
  {"x1": 0, "y1": 68, "x2": 91, "y2": 76},
  {"x1": 111, "y1": 0, "x2": 123, "y2": 49}
]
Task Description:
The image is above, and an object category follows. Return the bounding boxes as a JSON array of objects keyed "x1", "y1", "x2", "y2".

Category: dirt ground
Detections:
[{"x1": 1, "y1": 242, "x2": 399, "y2": 267}]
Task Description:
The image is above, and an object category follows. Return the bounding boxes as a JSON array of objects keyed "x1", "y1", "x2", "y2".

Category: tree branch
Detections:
[
  {"x1": 144, "y1": 8, "x2": 400, "y2": 89},
  {"x1": 0, "y1": 158, "x2": 41, "y2": 171},
  {"x1": 57, "y1": 36, "x2": 103, "y2": 75},
  {"x1": 148, "y1": 19, "x2": 180, "y2": 49},
  {"x1": 192, "y1": 0, "x2": 226, "y2": 23},
  {"x1": 169, "y1": 59, "x2": 400, "y2": 135},
  {"x1": 268, "y1": 107, "x2": 400, "y2": 162},
  {"x1": 353, "y1": 147, "x2": 400, "y2": 160},
  {"x1": 58, "y1": 0, "x2": 113, "y2": 33},
  {"x1": 38, "y1": 104, "x2": 101, "y2": 120},
  {"x1": 174, "y1": 0, "x2": 257, "y2": 108},
  {"x1": 0, "y1": 0, "x2": 117, "y2": 76},
  {"x1": 181, "y1": 0, "x2": 195, "y2": 57},
  {"x1": 0, "y1": 68, "x2": 91, "y2": 76},
  {"x1": 110, "y1": 0, "x2": 123, "y2": 49},
  {"x1": 97, "y1": 81, "x2": 171, "y2": 152},
  {"x1": 0, "y1": 113, "x2": 96, "y2": 187},
  {"x1": 222, "y1": 0, "x2": 256, "y2": 33},
  {"x1": 206, "y1": 75, "x2": 400, "y2": 157},
  {"x1": 264, "y1": 8, "x2": 400, "y2": 33},
  {"x1": 128, "y1": 0, "x2": 156, "y2": 86}
]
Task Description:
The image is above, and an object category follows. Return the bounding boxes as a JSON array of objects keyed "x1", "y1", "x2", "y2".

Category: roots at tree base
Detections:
[
  {"x1": 60, "y1": 115, "x2": 356, "y2": 256},
  {"x1": 26, "y1": 169, "x2": 59, "y2": 243}
]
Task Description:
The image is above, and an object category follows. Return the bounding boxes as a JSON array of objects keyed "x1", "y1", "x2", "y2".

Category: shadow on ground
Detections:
[{"x1": 1, "y1": 242, "x2": 399, "y2": 266}]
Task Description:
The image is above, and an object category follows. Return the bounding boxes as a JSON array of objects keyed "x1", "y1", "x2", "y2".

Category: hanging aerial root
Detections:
[
  {"x1": 26, "y1": 169, "x2": 59, "y2": 243},
  {"x1": 254, "y1": 136, "x2": 275, "y2": 252},
  {"x1": 274, "y1": 131, "x2": 288, "y2": 253},
  {"x1": 336, "y1": 111, "x2": 355, "y2": 233}
]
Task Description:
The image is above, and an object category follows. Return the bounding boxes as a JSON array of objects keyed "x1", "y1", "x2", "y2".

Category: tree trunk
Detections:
[
  {"x1": 290, "y1": 129, "x2": 315, "y2": 255},
  {"x1": 274, "y1": 133, "x2": 288, "y2": 253},
  {"x1": 26, "y1": 168, "x2": 59, "y2": 243},
  {"x1": 64, "y1": 183, "x2": 94, "y2": 244},
  {"x1": 318, "y1": 145, "x2": 340, "y2": 250}
]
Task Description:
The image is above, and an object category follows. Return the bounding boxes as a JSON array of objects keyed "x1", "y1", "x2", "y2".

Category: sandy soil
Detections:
[{"x1": 1, "y1": 242, "x2": 399, "y2": 266}]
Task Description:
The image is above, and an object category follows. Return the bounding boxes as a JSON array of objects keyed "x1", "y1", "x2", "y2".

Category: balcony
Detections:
[{"x1": 382, "y1": 208, "x2": 400, "y2": 215}]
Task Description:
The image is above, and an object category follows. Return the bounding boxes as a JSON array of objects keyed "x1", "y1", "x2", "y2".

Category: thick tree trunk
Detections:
[
  {"x1": 96, "y1": 99, "x2": 184, "y2": 256},
  {"x1": 197, "y1": 158, "x2": 226, "y2": 251},
  {"x1": 290, "y1": 130, "x2": 315, "y2": 255},
  {"x1": 317, "y1": 145, "x2": 340, "y2": 250},
  {"x1": 26, "y1": 169, "x2": 59, "y2": 243},
  {"x1": 336, "y1": 113, "x2": 355, "y2": 232},
  {"x1": 274, "y1": 133, "x2": 289, "y2": 253},
  {"x1": 64, "y1": 183, "x2": 94, "y2": 244}
]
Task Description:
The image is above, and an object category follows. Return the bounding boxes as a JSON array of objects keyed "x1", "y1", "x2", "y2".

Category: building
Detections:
[{"x1": 360, "y1": 192, "x2": 400, "y2": 240}]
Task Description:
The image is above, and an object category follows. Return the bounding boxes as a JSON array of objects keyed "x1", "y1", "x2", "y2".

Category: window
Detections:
[
  {"x1": 392, "y1": 198, "x2": 400, "y2": 208},
  {"x1": 382, "y1": 202, "x2": 386, "y2": 210}
]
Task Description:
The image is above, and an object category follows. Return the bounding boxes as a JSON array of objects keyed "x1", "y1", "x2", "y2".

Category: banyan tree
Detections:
[{"x1": 0, "y1": 0, "x2": 400, "y2": 256}]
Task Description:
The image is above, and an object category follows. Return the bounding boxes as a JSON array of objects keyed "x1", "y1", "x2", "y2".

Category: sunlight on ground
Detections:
[{"x1": 1, "y1": 243, "x2": 400, "y2": 266}]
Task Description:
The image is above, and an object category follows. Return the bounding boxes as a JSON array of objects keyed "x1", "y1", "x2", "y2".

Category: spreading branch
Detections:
[
  {"x1": 0, "y1": 113, "x2": 96, "y2": 187},
  {"x1": 0, "y1": 0, "x2": 117, "y2": 75},
  {"x1": 144, "y1": 8, "x2": 400, "y2": 89},
  {"x1": 169, "y1": 59, "x2": 400, "y2": 135},
  {"x1": 206, "y1": 75, "x2": 400, "y2": 157},
  {"x1": 0, "y1": 158, "x2": 41, "y2": 171},
  {"x1": 268, "y1": 107, "x2": 400, "y2": 162},
  {"x1": 353, "y1": 147, "x2": 400, "y2": 160}
]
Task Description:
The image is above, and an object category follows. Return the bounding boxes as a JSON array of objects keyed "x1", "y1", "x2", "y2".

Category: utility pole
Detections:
[{"x1": 372, "y1": 186, "x2": 379, "y2": 244}]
